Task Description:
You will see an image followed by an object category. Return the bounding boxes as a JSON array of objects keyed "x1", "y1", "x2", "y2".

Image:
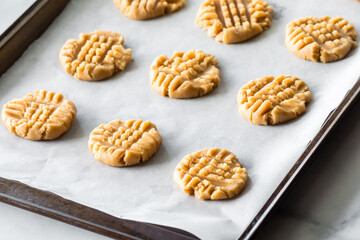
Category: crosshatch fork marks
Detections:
[
  {"x1": 76, "y1": 35, "x2": 116, "y2": 64},
  {"x1": 212, "y1": 0, "x2": 253, "y2": 29},
  {"x1": 225, "y1": 0, "x2": 235, "y2": 27},
  {"x1": 59, "y1": 31, "x2": 132, "y2": 81},
  {"x1": 173, "y1": 148, "x2": 248, "y2": 200},
  {"x1": 150, "y1": 50, "x2": 220, "y2": 99},
  {"x1": 242, "y1": 0, "x2": 252, "y2": 27},
  {"x1": 88, "y1": 119, "x2": 162, "y2": 167},
  {"x1": 1, "y1": 90, "x2": 76, "y2": 140},
  {"x1": 237, "y1": 75, "x2": 312, "y2": 125},
  {"x1": 285, "y1": 16, "x2": 357, "y2": 63},
  {"x1": 214, "y1": 0, "x2": 226, "y2": 27},
  {"x1": 233, "y1": 0, "x2": 242, "y2": 26},
  {"x1": 143, "y1": 0, "x2": 149, "y2": 10},
  {"x1": 113, "y1": 0, "x2": 186, "y2": 20},
  {"x1": 195, "y1": 0, "x2": 273, "y2": 43},
  {"x1": 153, "y1": 0, "x2": 159, "y2": 10}
]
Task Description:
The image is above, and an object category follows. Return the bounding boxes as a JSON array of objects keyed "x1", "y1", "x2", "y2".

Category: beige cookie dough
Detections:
[
  {"x1": 113, "y1": 0, "x2": 186, "y2": 20},
  {"x1": 150, "y1": 50, "x2": 220, "y2": 99},
  {"x1": 174, "y1": 148, "x2": 248, "y2": 200},
  {"x1": 237, "y1": 75, "x2": 311, "y2": 125},
  {"x1": 88, "y1": 119, "x2": 162, "y2": 167},
  {"x1": 286, "y1": 16, "x2": 357, "y2": 63},
  {"x1": 59, "y1": 31, "x2": 132, "y2": 81},
  {"x1": 195, "y1": 0, "x2": 273, "y2": 44},
  {"x1": 1, "y1": 90, "x2": 76, "y2": 140}
]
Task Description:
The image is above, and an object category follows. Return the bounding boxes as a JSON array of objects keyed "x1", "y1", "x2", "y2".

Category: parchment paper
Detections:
[{"x1": 0, "y1": 0, "x2": 359, "y2": 239}]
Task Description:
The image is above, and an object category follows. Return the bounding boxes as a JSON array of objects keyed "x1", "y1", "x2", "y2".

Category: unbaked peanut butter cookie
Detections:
[
  {"x1": 88, "y1": 119, "x2": 162, "y2": 167},
  {"x1": 195, "y1": 0, "x2": 273, "y2": 44},
  {"x1": 150, "y1": 50, "x2": 220, "y2": 99},
  {"x1": 113, "y1": 0, "x2": 186, "y2": 20},
  {"x1": 174, "y1": 148, "x2": 247, "y2": 200},
  {"x1": 237, "y1": 75, "x2": 311, "y2": 125},
  {"x1": 59, "y1": 31, "x2": 132, "y2": 81},
  {"x1": 286, "y1": 16, "x2": 357, "y2": 63},
  {"x1": 1, "y1": 90, "x2": 76, "y2": 140}
]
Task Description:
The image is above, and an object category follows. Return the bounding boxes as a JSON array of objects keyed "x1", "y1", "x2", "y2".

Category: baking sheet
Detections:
[{"x1": 0, "y1": 0, "x2": 359, "y2": 239}]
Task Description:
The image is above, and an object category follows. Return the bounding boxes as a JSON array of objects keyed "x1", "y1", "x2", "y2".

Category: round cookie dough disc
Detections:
[
  {"x1": 237, "y1": 75, "x2": 311, "y2": 125},
  {"x1": 1, "y1": 90, "x2": 77, "y2": 140},
  {"x1": 285, "y1": 16, "x2": 357, "y2": 63},
  {"x1": 59, "y1": 31, "x2": 132, "y2": 81},
  {"x1": 174, "y1": 148, "x2": 248, "y2": 200},
  {"x1": 150, "y1": 49, "x2": 220, "y2": 99},
  {"x1": 113, "y1": 0, "x2": 186, "y2": 20},
  {"x1": 88, "y1": 119, "x2": 162, "y2": 167},
  {"x1": 195, "y1": 0, "x2": 273, "y2": 44}
]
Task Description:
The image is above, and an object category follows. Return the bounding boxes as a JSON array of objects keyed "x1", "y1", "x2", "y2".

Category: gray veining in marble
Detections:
[{"x1": 255, "y1": 98, "x2": 360, "y2": 240}]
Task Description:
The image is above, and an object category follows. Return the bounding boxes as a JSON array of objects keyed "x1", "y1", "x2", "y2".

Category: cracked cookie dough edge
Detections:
[
  {"x1": 285, "y1": 16, "x2": 357, "y2": 63},
  {"x1": 1, "y1": 90, "x2": 77, "y2": 140},
  {"x1": 113, "y1": 0, "x2": 186, "y2": 20},
  {"x1": 237, "y1": 75, "x2": 312, "y2": 125},
  {"x1": 195, "y1": 0, "x2": 274, "y2": 44},
  {"x1": 88, "y1": 119, "x2": 162, "y2": 167},
  {"x1": 59, "y1": 31, "x2": 133, "y2": 81},
  {"x1": 149, "y1": 50, "x2": 220, "y2": 99},
  {"x1": 173, "y1": 148, "x2": 248, "y2": 200}
]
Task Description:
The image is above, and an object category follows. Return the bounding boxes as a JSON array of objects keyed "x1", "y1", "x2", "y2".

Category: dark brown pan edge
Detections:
[
  {"x1": 0, "y1": 0, "x2": 70, "y2": 76},
  {"x1": 0, "y1": 177, "x2": 199, "y2": 240},
  {"x1": 240, "y1": 77, "x2": 360, "y2": 240}
]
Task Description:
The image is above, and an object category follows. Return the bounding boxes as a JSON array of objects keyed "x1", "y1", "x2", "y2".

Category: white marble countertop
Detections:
[{"x1": 254, "y1": 97, "x2": 360, "y2": 240}]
